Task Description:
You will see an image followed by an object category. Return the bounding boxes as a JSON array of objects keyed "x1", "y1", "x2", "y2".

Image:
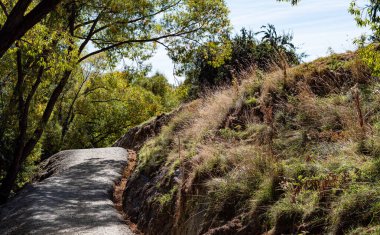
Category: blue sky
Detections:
[{"x1": 148, "y1": 0, "x2": 369, "y2": 84}]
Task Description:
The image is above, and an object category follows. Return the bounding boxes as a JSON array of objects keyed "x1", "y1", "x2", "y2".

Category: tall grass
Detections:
[{"x1": 132, "y1": 51, "x2": 380, "y2": 234}]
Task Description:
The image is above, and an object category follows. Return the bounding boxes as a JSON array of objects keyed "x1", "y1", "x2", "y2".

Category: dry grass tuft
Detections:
[{"x1": 130, "y1": 51, "x2": 380, "y2": 234}]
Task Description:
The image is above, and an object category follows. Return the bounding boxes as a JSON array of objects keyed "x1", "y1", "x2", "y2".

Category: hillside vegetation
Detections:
[
  {"x1": 122, "y1": 51, "x2": 380, "y2": 234},
  {"x1": 4, "y1": 2, "x2": 380, "y2": 234}
]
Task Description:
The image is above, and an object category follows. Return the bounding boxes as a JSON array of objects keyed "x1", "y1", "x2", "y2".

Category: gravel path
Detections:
[{"x1": 0, "y1": 147, "x2": 134, "y2": 235}]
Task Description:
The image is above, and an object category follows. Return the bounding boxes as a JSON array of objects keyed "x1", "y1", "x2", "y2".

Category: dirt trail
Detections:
[{"x1": 0, "y1": 147, "x2": 134, "y2": 235}]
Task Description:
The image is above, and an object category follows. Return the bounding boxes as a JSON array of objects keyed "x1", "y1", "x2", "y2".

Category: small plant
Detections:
[
  {"x1": 156, "y1": 185, "x2": 178, "y2": 210},
  {"x1": 331, "y1": 184, "x2": 380, "y2": 234},
  {"x1": 261, "y1": 99, "x2": 275, "y2": 155},
  {"x1": 268, "y1": 190, "x2": 319, "y2": 234},
  {"x1": 357, "y1": 137, "x2": 380, "y2": 157},
  {"x1": 245, "y1": 97, "x2": 258, "y2": 106},
  {"x1": 350, "y1": 84, "x2": 365, "y2": 137}
]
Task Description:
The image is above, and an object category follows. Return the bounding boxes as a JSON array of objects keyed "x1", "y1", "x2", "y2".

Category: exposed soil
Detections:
[{"x1": 113, "y1": 149, "x2": 142, "y2": 235}]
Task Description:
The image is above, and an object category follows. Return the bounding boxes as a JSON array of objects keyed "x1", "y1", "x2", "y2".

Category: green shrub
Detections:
[
  {"x1": 357, "y1": 138, "x2": 380, "y2": 158},
  {"x1": 245, "y1": 97, "x2": 258, "y2": 106},
  {"x1": 331, "y1": 184, "x2": 380, "y2": 234},
  {"x1": 268, "y1": 190, "x2": 319, "y2": 233},
  {"x1": 156, "y1": 185, "x2": 178, "y2": 210}
]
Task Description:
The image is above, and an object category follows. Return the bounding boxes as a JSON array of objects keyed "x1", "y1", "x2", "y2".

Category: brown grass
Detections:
[{"x1": 130, "y1": 51, "x2": 379, "y2": 234}]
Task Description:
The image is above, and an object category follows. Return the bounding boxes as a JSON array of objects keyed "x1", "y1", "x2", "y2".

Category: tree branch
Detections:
[
  {"x1": 79, "y1": 14, "x2": 101, "y2": 53},
  {"x1": 83, "y1": 86, "x2": 108, "y2": 96},
  {"x1": 78, "y1": 28, "x2": 199, "y2": 63},
  {"x1": 22, "y1": 70, "x2": 72, "y2": 160},
  {"x1": 74, "y1": 19, "x2": 97, "y2": 30},
  {"x1": 61, "y1": 69, "x2": 90, "y2": 139},
  {"x1": 0, "y1": 0, "x2": 62, "y2": 58},
  {"x1": 24, "y1": 66, "x2": 44, "y2": 114},
  {"x1": 91, "y1": 98, "x2": 123, "y2": 103},
  {"x1": 89, "y1": 0, "x2": 182, "y2": 37}
]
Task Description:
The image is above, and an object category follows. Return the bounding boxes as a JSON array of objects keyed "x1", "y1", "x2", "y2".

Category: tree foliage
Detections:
[
  {"x1": 184, "y1": 26, "x2": 303, "y2": 97},
  {"x1": 349, "y1": 1, "x2": 380, "y2": 77},
  {"x1": 0, "y1": 0, "x2": 230, "y2": 203},
  {"x1": 0, "y1": 0, "x2": 63, "y2": 58},
  {"x1": 350, "y1": 0, "x2": 380, "y2": 41}
]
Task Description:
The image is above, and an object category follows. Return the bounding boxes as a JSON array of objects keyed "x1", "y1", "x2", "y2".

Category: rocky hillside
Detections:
[{"x1": 120, "y1": 51, "x2": 380, "y2": 234}]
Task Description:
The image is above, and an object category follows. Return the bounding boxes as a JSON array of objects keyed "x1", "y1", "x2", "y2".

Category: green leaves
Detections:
[
  {"x1": 349, "y1": 0, "x2": 380, "y2": 41},
  {"x1": 183, "y1": 26, "x2": 303, "y2": 97},
  {"x1": 349, "y1": 1, "x2": 380, "y2": 78},
  {"x1": 72, "y1": 0, "x2": 230, "y2": 68},
  {"x1": 59, "y1": 70, "x2": 180, "y2": 149},
  {"x1": 0, "y1": 0, "x2": 231, "y2": 193},
  {"x1": 359, "y1": 44, "x2": 380, "y2": 77}
]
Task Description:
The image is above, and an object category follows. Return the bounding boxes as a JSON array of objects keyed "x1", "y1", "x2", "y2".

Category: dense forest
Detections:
[{"x1": 2, "y1": 0, "x2": 380, "y2": 234}]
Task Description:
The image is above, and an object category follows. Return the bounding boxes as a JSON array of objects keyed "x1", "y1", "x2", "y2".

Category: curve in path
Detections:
[{"x1": 0, "y1": 147, "x2": 134, "y2": 235}]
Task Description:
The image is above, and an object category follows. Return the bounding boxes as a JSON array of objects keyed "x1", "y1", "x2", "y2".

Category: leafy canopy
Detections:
[{"x1": 0, "y1": 0, "x2": 231, "y2": 202}]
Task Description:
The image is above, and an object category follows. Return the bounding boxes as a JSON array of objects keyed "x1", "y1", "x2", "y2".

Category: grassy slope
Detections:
[{"x1": 126, "y1": 51, "x2": 380, "y2": 234}]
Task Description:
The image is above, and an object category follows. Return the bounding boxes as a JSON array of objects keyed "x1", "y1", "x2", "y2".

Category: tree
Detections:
[
  {"x1": 0, "y1": 0, "x2": 63, "y2": 58},
  {"x1": 349, "y1": 1, "x2": 380, "y2": 77},
  {"x1": 132, "y1": 72, "x2": 180, "y2": 109},
  {"x1": 0, "y1": 0, "x2": 230, "y2": 203},
  {"x1": 38, "y1": 58, "x2": 179, "y2": 159},
  {"x1": 257, "y1": 24, "x2": 298, "y2": 84},
  {"x1": 0, "y1": 0, "x2": 298, "y2": 59},
  {"x1": 0, "y1": 21, "x2": 75, "y2": 203},
  {"x1": 257, "y1": 24, "x2": 295, "y2": 50},
  {"x1": 350, "y1": 0, "x2": 380, "y2": 41},
  {"x1": 57, "y1": 72, "x2": 169, "y2": 150},
  {"x1": 184, "y1": 27, "x2": 302, "y2": 97}
]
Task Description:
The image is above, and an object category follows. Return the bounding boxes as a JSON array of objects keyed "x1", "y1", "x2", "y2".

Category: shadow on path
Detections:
[{"x1": 0, "y1": 148, "x2": 133, "y2": 235}]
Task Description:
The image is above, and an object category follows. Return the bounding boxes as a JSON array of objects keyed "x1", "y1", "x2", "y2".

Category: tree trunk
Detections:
[
  {"x1": 0, "y1": 46, "x2": 27, "y2": 204},
  {"x1": 0, "y1": 146, "x2": 24, "y2": 204},
  {"x1": 0, "y1": 70, "x2": 72, "y2": 204},
  {"x1": 61, "y1": 75, "x2": 88, "y2": 141}
]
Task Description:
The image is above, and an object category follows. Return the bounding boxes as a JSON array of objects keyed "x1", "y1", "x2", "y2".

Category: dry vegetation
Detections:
[{"x1": 126, "y1": 51, "x2": 380, "y2": 234}]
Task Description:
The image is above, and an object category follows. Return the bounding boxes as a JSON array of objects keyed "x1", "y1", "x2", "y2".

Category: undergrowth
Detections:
[{"x1": 132, "y1": 51, "x2": 380, "y2": 234}]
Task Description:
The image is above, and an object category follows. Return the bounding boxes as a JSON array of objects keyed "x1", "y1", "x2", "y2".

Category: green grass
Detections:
[
  {"x1": 331, "y1": 184, "x2": 380, "y2": 234},
  {"x1": 156, "y1": 185, "x2": 178, "y2": 210},
  {"x1": 132, "y1": 51, "x2": 380, "y2": 234}
]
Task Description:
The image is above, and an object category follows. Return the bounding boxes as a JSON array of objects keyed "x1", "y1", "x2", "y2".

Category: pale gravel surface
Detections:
[{"x1": 0, "y1": 147, "x2": 134, "y2": 235}]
